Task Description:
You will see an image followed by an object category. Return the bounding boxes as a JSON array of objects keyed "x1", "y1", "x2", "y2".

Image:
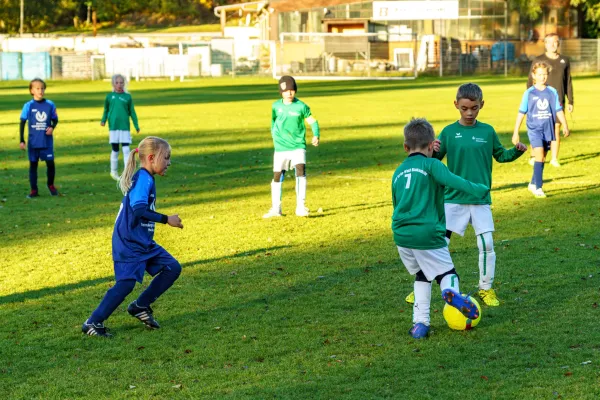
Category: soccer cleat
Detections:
[
  {"x1": 550, "y1": 159, "x2": 561, "y2": 168},
  {"x1": 295, "y1": 207, "x2": 309, "y2": 217},
  {"x1": 26, "y1": 190, "x2": 39, "y2": 199},
  {"x1": 263, "y1": 208, "x2": 283, "y2": 219},
  {"x1": 48, "y1": 185, "x2": 59, "y2": 196},
  {"x1": 478, "y1": 288, "x2": 500, "y2": 307},
  {"x1": 409, "y1": 323, "x2": 430, "y2": 339},
  {"x1": 532, "y1": 188, "x2": 546, "y2": 198},
  {"x1": 528, "y1": 157, "x2": 535, "y2": 166},
  {"x1": 527, "y1": 183, "x2": 536, "y2": 193},
  {"x1": 127, "y1": 301, "x2": 160, "y2": 329},
  {"x1": 110, "y1": 171, "x2": 120, "y2": 181},
  {"x1": 405, "y1": 291, "x2": 415, "y2": 304},
  {"x1": 442, "y1": 288, "x2": 480, "y2": 320},
  {"x1": 82, "y1": 319, "x2": 113, "y2": 338}
]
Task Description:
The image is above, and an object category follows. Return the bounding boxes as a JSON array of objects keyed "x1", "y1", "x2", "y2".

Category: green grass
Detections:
[{"x1": 1, "y1": 76, "x2": 599, "y2": 399}]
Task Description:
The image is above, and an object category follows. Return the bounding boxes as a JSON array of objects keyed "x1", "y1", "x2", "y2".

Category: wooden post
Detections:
[{"x1": 92, "y1": 10, "x2": 97, "y2": 37}]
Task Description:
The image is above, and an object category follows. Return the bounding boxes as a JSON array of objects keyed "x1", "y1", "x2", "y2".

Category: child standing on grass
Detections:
[
  {"x1": 392, "y1": 118, "x2": 488, "y2": 339},
  {"x1": 263, "y1": 75, "x2": 320, "y2": 218},
  {"x1": 101, "y1": 74, "x2": 140, "y2": 181},
  {"x1": 82, "y1": 136, "x2": 183, "y2": 337},
  {"x1": 405, "y1": 83, "x2": 527, "y2": 307},
  {"x1": 19, "y1": 78, "x2": 59, "y2": 198},
  {"x1": 513, "y1": 62, "x2": 570, "y2": 198}
]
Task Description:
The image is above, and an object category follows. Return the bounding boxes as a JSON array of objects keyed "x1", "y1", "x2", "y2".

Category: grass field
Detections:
[{"x1": 1, "y1": 76, "x2": 599, "y2": 399}]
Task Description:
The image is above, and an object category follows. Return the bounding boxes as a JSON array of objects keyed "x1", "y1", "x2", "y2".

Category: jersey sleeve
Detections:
[
  {"x1": 129, "y1": 96, "x2": 140, "y2": 131},
  {"x1": 518, "y1": 90, "x2": 529, "y2": 114},
  {"x1": 492, "y1": 129, "x2": 524, "y2": 163},
  {"x1": 128, "y1": 173, "x2": 153, "y2": 208},
  {"x1": 101, "y1": 94, "x2": 110, "y2": 124},
  {"x1": 303, "y1": 103, "x2": 312, "y2": 119},
  {"x1": 271, "y1": 103, "x2": 277, "y2": 130},
  {"x1": 550, "y1": 87, "x2": 563, "y2": 113},
  {"x1": 432, "y1": 130, "x2": 447, "y2": 160},
  {"x1": 427, "y1": 159, "x2": 489, "y2": 199},
  {"x1": 49, "y1": 101, "x2": 58, "y2": 120},
  {"x1": 20, "y1": 102, "x2": 30, "y2": 120}
]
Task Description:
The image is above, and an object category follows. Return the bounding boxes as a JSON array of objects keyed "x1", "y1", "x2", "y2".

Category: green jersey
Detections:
[
  {"x1": 391, "y1": 154, "x2": 489, "y2": 250},
  {"x1": 271, "y1": 98, "x2": 313, "y2": 152},
  {"x1": 435, "y1": 121, "x2": 524, "y2": 205},
  {"x1": 101, "y1": 92, "x2": 139, "y2": 132}
]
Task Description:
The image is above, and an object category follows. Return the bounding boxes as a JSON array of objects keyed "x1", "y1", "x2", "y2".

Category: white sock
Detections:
[
  {"x1": 122, "y1": 145, "x2": 131, "y2": 169},
  {"x1": 439, "y1": 273, "x2": 460, "y2": 293},
  {"x1": 477, "y1": 233, "x2": 496, "y2": 290},
  {"x1": 413, "y1": 280, "x2": 432, "y2": 325},
  {"x1": 296, "y1": 176, "x2": 306, "y2": 210},
  {"x1": 110, "y1": 151, "x2": 119, "y2": 173},
  {"x1": 445, "y1": 237, "x2": 450, "y2": 245},
  {"x1": 271, "y1": 181, "x2": 282, "y2": 211}
]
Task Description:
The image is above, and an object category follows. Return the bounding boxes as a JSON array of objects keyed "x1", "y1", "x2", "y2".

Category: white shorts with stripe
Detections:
[
  {"x1": 445, "y1": 203, "x2": 494, "y2": 236},
  {"x1": 273, "y1": 149, "x2": 306, "y2": 172},
  {"x1": 109, "y1": 130, "x2": 132, "y2": 144},
  {"x1": 397, "y1": 246, "x2": 454, "y2": 282}
]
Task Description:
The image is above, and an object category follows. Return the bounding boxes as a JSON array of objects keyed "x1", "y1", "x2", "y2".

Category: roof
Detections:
[{"x1": 269, "y1": 0, "x2": 369, "y2": 12}]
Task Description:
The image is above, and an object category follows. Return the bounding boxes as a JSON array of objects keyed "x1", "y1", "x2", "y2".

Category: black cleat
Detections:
[
  {"x1": 26, "y1": 190, "x2": 39, "y2": 199},
  {"x1": 127, "y1": 301, "x2": 160, "y2": 329},
  {"x1": 48, "y1": 185, "x2": 59, "y2": 196},
  {"x1": 82, "y1": 319, "x2": 113, "y2": 338}
]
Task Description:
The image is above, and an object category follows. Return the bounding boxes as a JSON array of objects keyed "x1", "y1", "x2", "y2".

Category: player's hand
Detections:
[
  {"x1": 515, "y1": 142, "x2": 527, "y2": 152},
  {"x1": 511, "y1": 133, "x2": 519, "y2": 145},
  {"x1": 568, "y1": 104, "x2": 574, "y2": 113},
  {"x1": 19, "y1": 142, "x2": 26, "y2": 150},
  {"x1": 312, "y1": 136, "x2": 319, "y2": 146},
  {"x1": 100, "y1": 121, "x2": 105, "y2": 127},
  {"x1": 168, "y1": 214, "x2": 183, "y2": 229},
  {"x1": 45, "y1": 127, "x2": 53, "y2": 136},
  {"x1": 563, "y1": 128, "x2": 570, "y2": 138},
  {"x1": 433, "y1": 139, "x2": 441, "y2": 152},
  {"x1": 136, "y1": 129, "x2": 141, "y2": 134}
]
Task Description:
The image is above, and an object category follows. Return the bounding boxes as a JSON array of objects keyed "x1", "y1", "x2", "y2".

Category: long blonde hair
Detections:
[
  {"x1": 111, "y1": 73, "x2": 129, "y2": 93},
  {"x1": 119, "y1": 136, "x2": 171, "y2": 195}
]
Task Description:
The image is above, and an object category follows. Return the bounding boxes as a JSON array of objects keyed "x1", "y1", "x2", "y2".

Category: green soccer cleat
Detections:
[{"x1": 478, "y1": 288, "x2": 500, "y2": 306}]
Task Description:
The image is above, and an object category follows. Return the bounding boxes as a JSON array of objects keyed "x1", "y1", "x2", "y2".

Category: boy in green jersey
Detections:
[
  {"x1": 263, "y1": 76, "x2": 320, "y2": 218},
  {"x1": 392, "y1": 118, "x2": 488, "y2": 339},
  {"x1": 406, "y1": 83, "x2": 527, "y2": 307}
]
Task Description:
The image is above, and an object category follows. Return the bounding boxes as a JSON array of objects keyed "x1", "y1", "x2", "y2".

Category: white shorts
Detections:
[
  {"x1": 273, "y1": 149, "x2": 306, "y2": 172},
  {"x1": 397, "y1": 246, "x2": 454, "y2": 282},
  {"x1": 445, "y1": 203, "x2": 494, "y2": 236},
  {"x1": 109, "y1": 130, "x2": 132, "y2": 144}
]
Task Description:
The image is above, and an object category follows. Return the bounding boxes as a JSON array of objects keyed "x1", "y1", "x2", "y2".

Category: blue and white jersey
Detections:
[
  {"x1": 20, "y1": 99, "x2": 58, "y2": 149},
  {"x1": 112, "y1": 169, "x2": 160, "y2": 262},
  {"x1": 518, "y1": 86, "x2": 562, "y2": 140}
]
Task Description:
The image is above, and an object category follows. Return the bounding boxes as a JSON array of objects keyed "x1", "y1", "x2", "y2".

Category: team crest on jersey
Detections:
[
  {"x1": 536, "y1": 98, "x2": 549, "y2": 111},
  {"x1": 35, "y1": 111, "x2": 47, "y2": 122},
  {"x1": 455, "y1": 132, "x2": 462, "y2": 138}
]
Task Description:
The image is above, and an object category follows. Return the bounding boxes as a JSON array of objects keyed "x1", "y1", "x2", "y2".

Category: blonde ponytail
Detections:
[
  {"x1": 119, "y1": 136, "x2": 171, "y2": 195},
  {"x1": 119, "y1": 148, "x2": 138, "y2": 194}
]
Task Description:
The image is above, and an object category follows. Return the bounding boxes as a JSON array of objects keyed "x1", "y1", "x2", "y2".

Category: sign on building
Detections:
[{"x1": 372, "y1": 1, "x2": 459, "y2": 21}]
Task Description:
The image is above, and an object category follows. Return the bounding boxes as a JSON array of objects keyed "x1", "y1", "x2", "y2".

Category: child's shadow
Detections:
[{"x1": 559, "y1": 152, "x2": 600, "y2": 166}]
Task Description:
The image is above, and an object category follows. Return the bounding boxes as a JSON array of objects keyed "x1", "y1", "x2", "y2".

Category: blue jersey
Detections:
[
  {"x1": 112, "y1": 169, "x2": 161, "y2": 262},
  {"x1": 20, "y1": 99, "x2": 58, "y2": 149},
  {"x1": 518, "y1": 86, "x2": 562, "y2": 140}
]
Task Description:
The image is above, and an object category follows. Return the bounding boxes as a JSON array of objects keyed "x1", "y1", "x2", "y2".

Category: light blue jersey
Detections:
[{"x1": 518, "y1": 86, "x2": 562, "y2": 141}]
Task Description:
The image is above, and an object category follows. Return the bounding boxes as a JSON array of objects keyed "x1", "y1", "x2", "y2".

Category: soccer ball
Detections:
[{"x1": 443, "y1": 295, "x2": 482, "y2": 330}]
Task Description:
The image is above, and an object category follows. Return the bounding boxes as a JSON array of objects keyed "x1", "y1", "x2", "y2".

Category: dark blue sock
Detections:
[
  {"x1": 534, "y1": 161, "x2": 544, "y2": 189},
  {"x1": 46, "y1": 160, "x2": 55, "y2": 186},
  {"x1": 89, "y1": 279, "x2": 136, "y2": 323},
  {"x1": 136, "y1": 261, "x2": 182, "y2": 308},
  {"x1": 29, "y1": 161, "x2": 39, "y2": 191}
]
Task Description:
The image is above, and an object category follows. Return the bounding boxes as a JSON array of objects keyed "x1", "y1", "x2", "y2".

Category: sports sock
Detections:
[
  {"x1": 136, "y1": 261, "x2": 182, "y2": 308},
  {"x1": 296, "y1": 176, "x2": 307, "y2": 209},
  {"x1": 271, "y1": 181, "x2": 282, "y2": 211},
  {"x1": 89, "y1": 279, "x2": 136, "y2": 323},
  {"x1": 533, "y1": 161, "x2": 544, "y2": 189},
  {"x1": 122, "y1": 145, "x2": 131, "y2": 169},
  {"x1": 439, "y1": 273, "x2": 460, "y2": 293},
  {"x1": 413, "y1": 280, "x2": 432, "y2": 325},
  {"x1": 477, "y1": 233, "x2": 496, "y2": 290},
  {"x1": 29, "y1": 161, "x2": 39, "y2": 191},
  {"x1": 110, "y1": 151, "x2": 119, "y2": 174},
  {"x1": 46, "y1": 160, "x2": 55, "y2": 186}
]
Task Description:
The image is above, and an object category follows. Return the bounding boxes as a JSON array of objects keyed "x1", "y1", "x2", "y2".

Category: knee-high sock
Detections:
[
  {"x1": 122, "y1": 145, "x2": 131, "y2": 169},
  {"x1": 271, "y1": 181, "x2": 282, "y2": 211},
  {"x1": 413, "y1": 280, "x2": 432, "y2": 325},
  {"x1": 46, "y1": 160, "x2": 55, "y2": 186},
  {"x1": 533, "y1": 161, "x2": 544, "y2": 189},
  {"x1": 477, "y1": 232, "x2": 496, "y2": 290},
  {"x1": 296, "y1": 176, "x2": 306, "y2": 209},
  {"x1": 439, "y1": 272, "x2": 460, "y2": 293},
  {"x1": 136, "y1": 262, "x2": 182, "y2": 308},
  {"x1": 110, "y1": 151, "x2": 119, "y2": 173},
  {"x1": 29, "y1": 161, "x2": 39, "y2": 191},
  {"x1": 89, "y1": 279, "x2": 137, "y2": 323}
]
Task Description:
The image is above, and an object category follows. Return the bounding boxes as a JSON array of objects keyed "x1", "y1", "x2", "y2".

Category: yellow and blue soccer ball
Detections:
[{"x1": 443, "y1": 295, "x2": 482, "y2": 330}]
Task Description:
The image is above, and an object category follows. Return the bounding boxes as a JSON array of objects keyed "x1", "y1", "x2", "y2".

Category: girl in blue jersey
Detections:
[
  {"x1": 513, "y1": 62, "x2": 570, "y2": 198},
  {"x1": 19, "y1": 78, "x2": 59, "y2": 198},
  {"x1": 82, "y1": 136, "x2": 183, "y2": 337}
]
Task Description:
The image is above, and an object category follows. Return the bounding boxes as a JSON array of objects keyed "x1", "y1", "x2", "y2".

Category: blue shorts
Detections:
[
  {"x1": 28, "y1": 147, "x2": 54, "y2": 162},
  {"x1": 114, "y1": 246, "x2": 178, "y2": 283},
  {"x1": 527, "y1": 134, "x2": 552, "y2": 151}
]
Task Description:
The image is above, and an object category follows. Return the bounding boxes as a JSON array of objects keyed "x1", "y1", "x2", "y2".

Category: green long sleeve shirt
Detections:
[
  {"x1": 391, "y1": 153, "x2": 490, "y2": 249},
  {"x1": 434, "y1": 121, "x2": 524, "y2": 205},
  {"x1": 101, "y1": 92, "x2": 139, "y2": 132},
  {"x1": 271, "y1": 98, "x2": 313, "y2": 152}
]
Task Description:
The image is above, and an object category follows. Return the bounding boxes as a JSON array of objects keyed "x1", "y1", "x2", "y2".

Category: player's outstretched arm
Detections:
[
  {"x1": 168, "y1": 214, "x2": 183, "y2": 229},
  {"x1": 512, "y1": 113, "x2": 526, "y2": 145},
  {"x1": 492, "y1": 131, "x2": 526, "y2": 162},
  {"x1": 306, "y1": 116, "x2": 320, "y2": 146},
  {"x1": 428, "y1": 159, "x2": 489, "y2": 199}
]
